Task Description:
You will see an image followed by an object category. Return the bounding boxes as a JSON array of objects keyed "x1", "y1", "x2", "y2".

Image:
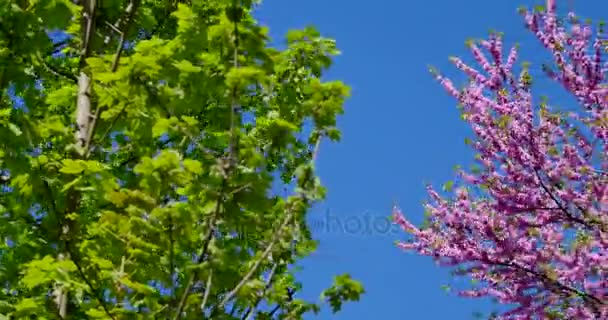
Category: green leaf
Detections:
[
  {"x1": 14, "y1": 298, "x2": 37, "y2": 314},
  {"x1": 321, "y1": 274, "x2": 364, "y2": 313},
  {"x1": 225, "y1": 66, "x2": 265, "y2": 89},
  {"x1": 443, "y1": 180, "x2": 454, "y2": 192},
  {"x1": 174, "y1": 60, "x2": 202, "y2": 73},
  {"x1": 61, "y1": 177, "x2": 82, "y2": 193},
  {"x1": 183, "y1": 159, "x2": 203, "y2": 175},
  {"x1": 172, "y1": 4, "x2": 196, "y2": 34},
  {"x1": 152, "y1": 118, "x2": 173, "y2": 138},
  {"x1": 60, "y1": 159, "x2": 87, "y2": 174},
  {"x1": 86, "y1": 308, "x2": 111, "y2": 319}
]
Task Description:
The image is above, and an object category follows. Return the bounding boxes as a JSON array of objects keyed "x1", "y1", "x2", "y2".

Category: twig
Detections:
[
  {"x1": 52, "y1": 39, "x2": 70, "y2": 52},
  {"x1": 104, "y1": 20, "x2": 123, "y2": 35},
  {"x1": 268, "y1": 304, "x2": 281, "y2": 317}
]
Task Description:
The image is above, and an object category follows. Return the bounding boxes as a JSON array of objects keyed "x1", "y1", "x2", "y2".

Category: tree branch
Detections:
[
  {"x1": 218, "y1": 212, "x2": 292, "y2": 310},
  {"x1": 200, "y1": 270, "x2": 213, "y2": 313},
  {"x1": 534, "y1": 170, "x2": 595, "y2": 230},
  {"x1": 493, "y1": 260, "x2": 605, "y2": 308},
  {"x1": 172, "y1": 4, "x2": 243, "y2": 317}
]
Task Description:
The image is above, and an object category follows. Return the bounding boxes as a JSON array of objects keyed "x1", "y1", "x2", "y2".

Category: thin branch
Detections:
[
  {"x1": 535, "y1": 170, "x2": 594, "y2": 229},
  {"x1": 268, "y1": 288, "x2": 295, "y2": 317},
  {"x1": 110, "y1": 0, "x2": 137, "y2": 74},
  {"x1": 85, "y1": 0, "x2": 140, "y2": 158},
  {"x1": 66, "y1": 245, "x2": 117, "y2": 320},
  {"x1": 104, "y1": 20, "x2": 123, "y2": 35},
  {"x1": 218, "y1": 211, "x2": 293, "y2": 309},
  {"x1": 241, "y1": 263, "x2": 278, "y2": 320},
  {"x1": 172, "y1": 182, "x2": 225, "y2": 319},
  {"x1": 97, "y1": 104, "x2": 127, "y2": 148},
  {"x1": 74, "y1": 0, "x2": 97, "y2": 151},
  {"x1": 56, "y1": 1, "x2": 99, "y2": 309},
  {"x1": 78, "y1": 0, "x2": 97, "y2": 69},
  {"x1": 229, "y1": 303, "x2": 239, "y2": 317},
  {"x1": 53, "y1": 39, "x2": 70, "y2": 51},
  {"x1": 200, "y1": 270, "x2": 213, "y2": 312},
  {"x1": 268, "y1": 304, "x2": 281, "y2": 317},
  {"x1": 36, "y1": 52, "x2": 78, "y2": 83},
  {"x1": 168, "y1": 213, "x2": 176, "y2": 308}
]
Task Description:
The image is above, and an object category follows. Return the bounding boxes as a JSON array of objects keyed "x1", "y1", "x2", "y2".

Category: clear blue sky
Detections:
[{"x1": 255, "y1": 1, "x2": 607, "y2": 319}]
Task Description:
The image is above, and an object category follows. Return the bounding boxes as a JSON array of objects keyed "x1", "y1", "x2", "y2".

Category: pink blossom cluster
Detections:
[{"x1": 394, "y1": 1, "x2": 607, "y2": 318}]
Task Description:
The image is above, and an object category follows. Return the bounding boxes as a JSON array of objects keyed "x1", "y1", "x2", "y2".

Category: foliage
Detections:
[
  {"x1": 394, "y1": 1, "x2": 607, "y2": 319},
  {"x1": 0, "y1": 0, "x2": 363, "y2": 318}
]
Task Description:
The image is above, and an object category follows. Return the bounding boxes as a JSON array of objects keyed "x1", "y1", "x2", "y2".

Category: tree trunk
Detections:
[{"x1": 53, "y1": 1, "x2": 96, "y2": 317}]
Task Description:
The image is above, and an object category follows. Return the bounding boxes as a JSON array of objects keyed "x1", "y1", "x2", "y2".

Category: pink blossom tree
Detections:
[{"x1": 394, "y1": 1, "x2": 607, "y2": 318}]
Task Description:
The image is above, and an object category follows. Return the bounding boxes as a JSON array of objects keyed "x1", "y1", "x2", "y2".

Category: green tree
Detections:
[{"x1": 0, "y1": 0, "x2": 363, "y2": 318}]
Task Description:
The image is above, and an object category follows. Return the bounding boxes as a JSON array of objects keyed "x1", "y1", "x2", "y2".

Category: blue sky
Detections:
[{"x1": 255, "y1": 0, "x2": 607, "y2": 319}]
